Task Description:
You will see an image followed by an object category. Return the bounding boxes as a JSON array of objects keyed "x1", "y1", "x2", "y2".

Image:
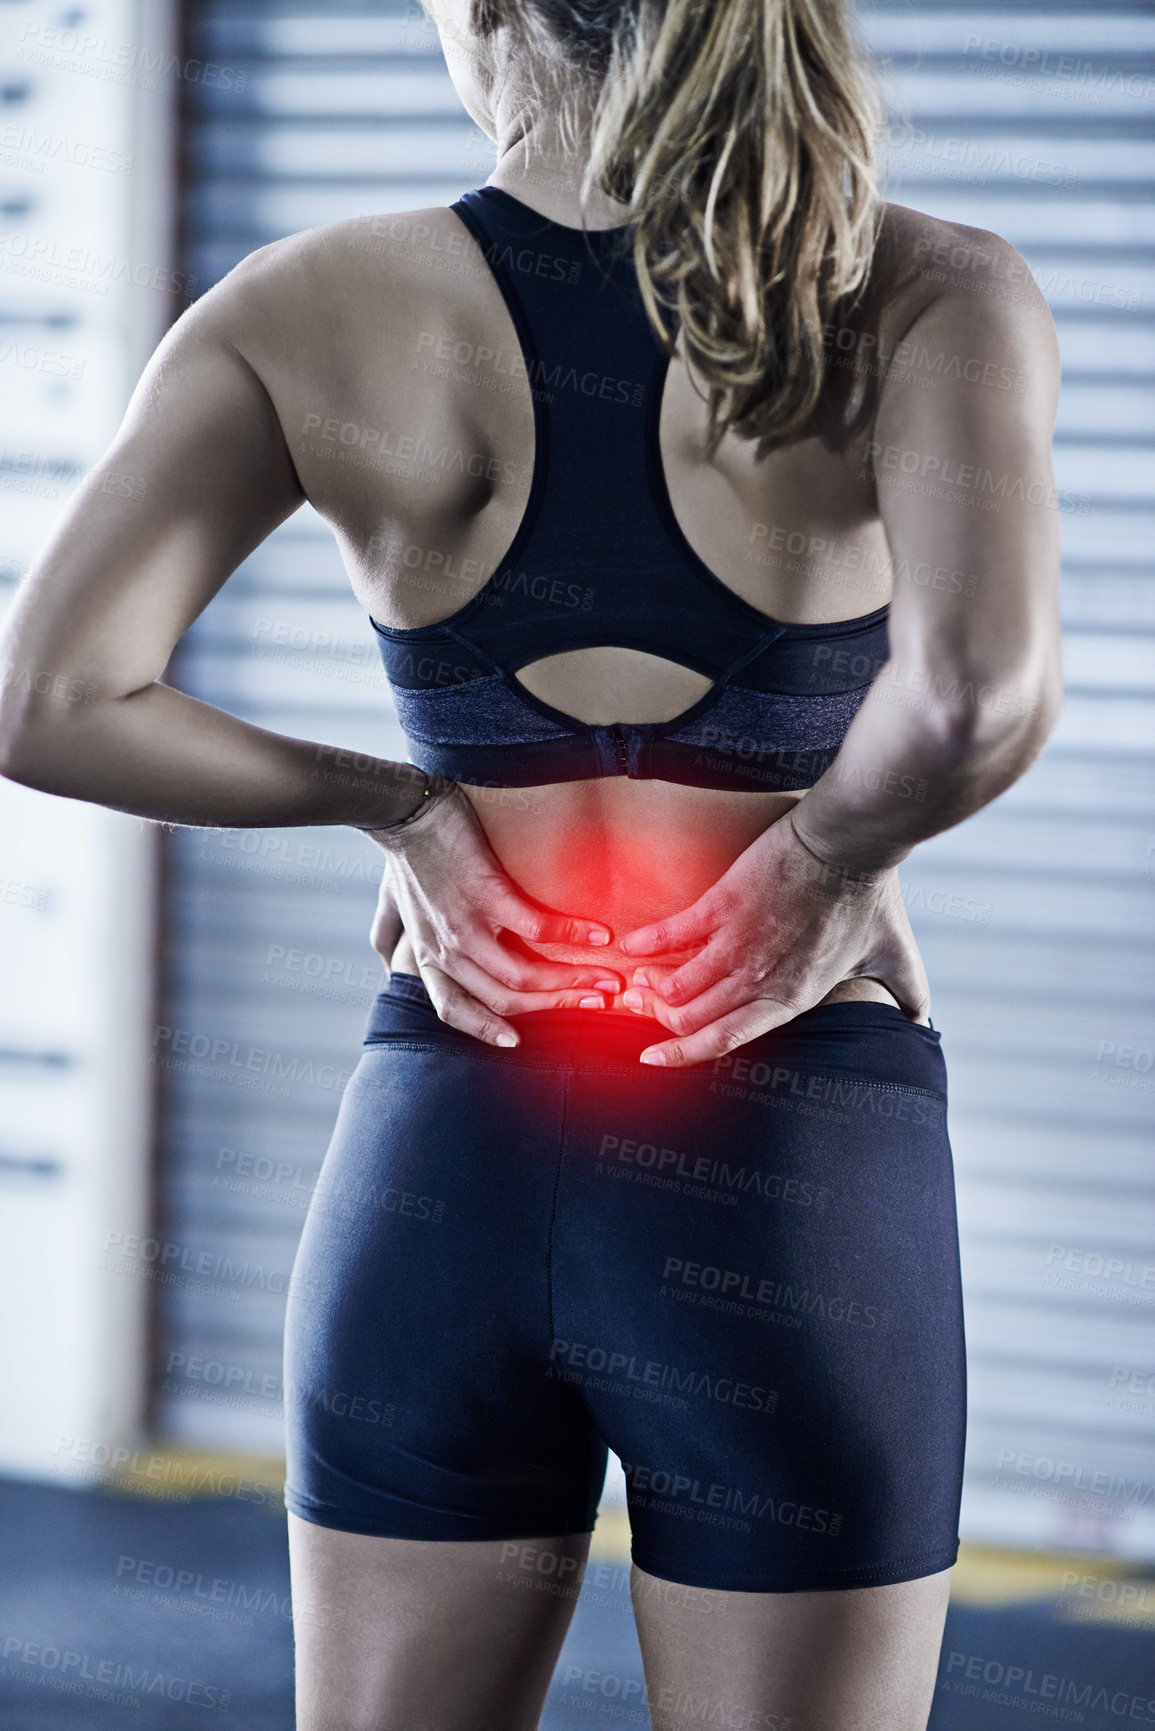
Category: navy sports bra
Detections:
[{"x1": 368, "y1": 185, "x2": 890, "y2": 793}]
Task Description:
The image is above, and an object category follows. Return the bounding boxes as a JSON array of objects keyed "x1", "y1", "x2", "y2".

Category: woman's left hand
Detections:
[{"x1": 615, "y1": 809, "x2": 930, "y2": 1067}]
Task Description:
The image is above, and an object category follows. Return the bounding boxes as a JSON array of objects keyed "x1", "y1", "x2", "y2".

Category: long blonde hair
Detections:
[{"x1": 485, "y1": 0, "x2": 885, "y2": 456}]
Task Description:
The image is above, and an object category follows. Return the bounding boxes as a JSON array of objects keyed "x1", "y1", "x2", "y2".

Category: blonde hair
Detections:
[{"x1": 487, "y1": 0, "x2": 886, "y2": 457}]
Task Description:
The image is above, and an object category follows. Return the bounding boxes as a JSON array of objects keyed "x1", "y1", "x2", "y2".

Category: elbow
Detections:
[
  {"x1": 0, "y1": 666, "x2": 115, "y2": 789},
  {"x1": 0, "y1": 696, "x2": 34, "y2": 781},
  {"x1": 0, "y1": 723, "x2": 52, "y2": 790},
  {"x1": 924, "y1": 659, "x2": 1063, "y2": 770},
  {"x1": 0, "y1": 673, "x2": 53, "y2": 786},
  {"x1": 0, "y1": 699, "x2": 96, "y2": 792},
  {"x1": 0, "y1": 686, "x2": 31, "y2": 781}
]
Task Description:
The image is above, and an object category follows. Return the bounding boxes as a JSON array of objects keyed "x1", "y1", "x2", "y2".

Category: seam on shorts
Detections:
[
  {"x1": 545, "y1": 1070, "x2": 570, "y2": 1348},
  {"x1": 830, "y1": 1080, "x2": 944, "y2": 1101},
  {"x1": 717, "y1": 1071, "x2": 944, "y2": 1103},
  {"x1": 717, "y1": 1076, "x2": 946, "y2": 1102}
]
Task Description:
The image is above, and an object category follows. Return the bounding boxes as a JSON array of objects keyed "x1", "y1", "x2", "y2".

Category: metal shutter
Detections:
[
  {"x1": 865, "y1": 4, "x2": 1155, "y2": 1560},
  {"x1": 156, "y1": 1, "x2": 488, "y2": 1452},
  {"x1": 164, "y1": 1, "x2": 1155, "y2": 1560}
]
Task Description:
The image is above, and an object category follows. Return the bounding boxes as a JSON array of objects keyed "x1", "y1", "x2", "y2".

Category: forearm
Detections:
[
  {"x1": 0, "y1": 678, "x2": 428, "y2": 830},
  {"x1": 790, "y1": 654, "x2": 1063, "y2": 878}
]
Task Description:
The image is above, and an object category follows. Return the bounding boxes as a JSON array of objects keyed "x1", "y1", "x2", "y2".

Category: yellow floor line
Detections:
[
  {"x1": 589, "y1": 1504, "x2": 630, "y2": 1560},
  {"x1": 950, "y1": 1544, "x2": 1155, "y2": 1626},
  {"x1": 99, "y1": 1446, "x2": 286, "y2": 1508}
]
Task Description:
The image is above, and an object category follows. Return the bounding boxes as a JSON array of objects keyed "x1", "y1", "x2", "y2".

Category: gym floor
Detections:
[{"x1": 0, "y1": 1460, "x2": 1152, "y2": 1729}]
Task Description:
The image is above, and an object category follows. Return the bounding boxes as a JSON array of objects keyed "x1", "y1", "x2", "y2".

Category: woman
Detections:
[{"x1": 0, "y1": 0, "x2": 1062, "y2": 1723}]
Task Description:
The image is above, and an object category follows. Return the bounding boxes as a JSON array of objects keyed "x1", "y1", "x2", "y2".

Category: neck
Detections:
[{"x1": 485, "y1": 105, "x2": 633, "y2": 231}]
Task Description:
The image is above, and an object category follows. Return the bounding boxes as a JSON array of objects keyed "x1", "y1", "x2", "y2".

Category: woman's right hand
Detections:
[{"x1": 366, "y1": 780, "x2": 623, "y2": 1047}]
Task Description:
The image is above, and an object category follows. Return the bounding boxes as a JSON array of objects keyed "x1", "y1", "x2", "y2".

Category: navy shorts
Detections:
[{"x1": 282, "y1": 973, "x2": 966, "y2": 1593}]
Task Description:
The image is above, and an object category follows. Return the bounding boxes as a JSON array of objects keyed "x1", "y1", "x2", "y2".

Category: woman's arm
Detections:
[
  {"x1": 0, "y1": 247, "x2": 619, "y2": 1033},
  {"x1": 0, "y1": 251, "x2": 435, "y2": 829},
  {"x1": 790, "y1": 227, "x2": 1064, "y2": 874},
  {"x1": 619, "y1": 227, "x2": 1064, "y2": 1063}
]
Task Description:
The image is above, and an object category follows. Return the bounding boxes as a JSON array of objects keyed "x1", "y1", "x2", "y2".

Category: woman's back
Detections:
[
  {"x1": 232, "y1": 194, "x2": 951, "y2": 636},
  {"x1": 216, "y1": 185, "x2": 979, "y2": 984}
]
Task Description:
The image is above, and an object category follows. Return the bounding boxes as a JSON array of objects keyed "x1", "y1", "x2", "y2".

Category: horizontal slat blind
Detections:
[
  {"x1": 163, "y1": 0, "x2": 1155, "y2": 1559},
  {"x1": 865, "y1": 1, "x2": 1155, "y2": 1559}
]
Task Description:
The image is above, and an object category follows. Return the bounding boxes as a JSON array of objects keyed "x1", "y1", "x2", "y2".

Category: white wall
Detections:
[{"x1": 0, "y1": 0, "x2": 176, "y2": 1482}]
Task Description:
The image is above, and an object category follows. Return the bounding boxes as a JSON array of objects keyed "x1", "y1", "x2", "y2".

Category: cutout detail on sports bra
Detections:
[{"x1": 513, "y1": 648, "x2": 714, "y2": 726}]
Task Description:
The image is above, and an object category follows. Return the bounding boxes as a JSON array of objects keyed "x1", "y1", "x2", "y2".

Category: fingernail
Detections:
[
  {"x1": 587, "y1": 928, "x2": 611, "y2": 945},
  {"x1": 579, "y1": 995, "x2": 603, "y2": 1009},
  {"x1": 594, "y1": 979, "x2": 618, "y2": 992},
  {"x1": 496, "y1": 1032, "x2": 518, "y2": 1048},
  {"x1": 622, "y1": 990, "x2": 643, "y2": 1010},
  {"x1": 639, "y1": 1049, "x2": 666, "y2": 1065},
  {"x1": 633, "y1": 970, "x2": 650, "y2": 987}
]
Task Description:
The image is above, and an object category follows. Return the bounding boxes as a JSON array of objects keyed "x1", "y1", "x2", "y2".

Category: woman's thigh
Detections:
[
  {"x1": 630, "y1": 1561, "x2": 953, "y2": 1731},
  {"x1": 289, "y1": 1516, "x2": 591, "y2": 1731}
]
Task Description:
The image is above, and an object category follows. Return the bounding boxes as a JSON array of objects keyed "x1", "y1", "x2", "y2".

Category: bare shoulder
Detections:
[
  {"x1": 813, "y1": 201, "x2": 1058, "y2": 447},
  {"x1": 867, "y1": 201, "x2": 1060, "y2": 405},
  {"x1": 198, "y1": 205, "x2": 486, "y2": 372}
]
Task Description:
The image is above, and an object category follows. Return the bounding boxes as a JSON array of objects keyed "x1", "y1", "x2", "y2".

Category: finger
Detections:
[
  {"x1": 489, "y1": 884, "x2": 613, "y2": 949},
  {"x1": 419, "y1": 962, "x2": 521, "y2": 1048},
  {"x1": 618, "y1": 973, "x2": 747, "y2": 1034},
  {"x1": 462, "y1": 929, "x2": 624, "y2": 995},
  {"x1": 618, "y1": 971, "x2": 709, "y2": 1023},
  {"x1": 445, "y1": 952, "x2": 624, "y2": 1021},
  {"x1": 618, "y1": 981, "x2": 667, "y2": 1018},
  {"x1": 625, "y1": 961, "x2": 695, "y2": 1000},
  {"x1": 639, "y1": 973, "x2": 791, "y2": 1039},
  {"x1": 638, "y1": 998, "x2": 801, "y2": 1069},
  {"x1": 618, "y1": 892, "x2": 723, "y2": 957},
  {"x1": 644, "y1": 937, "x2": 737, "y2": 1008}
]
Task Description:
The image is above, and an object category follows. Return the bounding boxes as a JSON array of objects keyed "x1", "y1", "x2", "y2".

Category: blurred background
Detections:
[{"x1": 0, "y1": 0, "x2": 1152, "y2": 1725}]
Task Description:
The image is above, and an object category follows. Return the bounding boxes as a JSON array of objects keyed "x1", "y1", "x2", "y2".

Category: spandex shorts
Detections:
[{"x1": 282, "y1": 973, "x2": 966, "y2": 1594}]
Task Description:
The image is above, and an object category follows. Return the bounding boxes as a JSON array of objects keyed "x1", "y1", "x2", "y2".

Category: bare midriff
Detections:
[{"x1": 388, "y1": 776, "x2": 904, "y2": 1019}]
